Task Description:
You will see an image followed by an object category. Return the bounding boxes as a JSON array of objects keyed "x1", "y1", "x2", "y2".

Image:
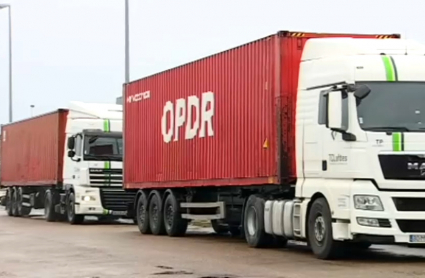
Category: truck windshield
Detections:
[
  {"x1": 356, "y1": 82, "x2": 425, "y2": 132},
  {"x1": 83, "y1": 135, "x2": 123, "y2": 161}
]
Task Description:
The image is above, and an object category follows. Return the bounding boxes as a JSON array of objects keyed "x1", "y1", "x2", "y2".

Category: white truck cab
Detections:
[
  {"x1": 63, "y1": 101, "x2": 135, "y2": 223},
  {"x1": 263, "y1": 38, "x2": 425, "y2": 259}
]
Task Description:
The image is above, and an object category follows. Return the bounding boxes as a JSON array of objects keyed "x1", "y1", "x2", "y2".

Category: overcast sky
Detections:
[{"x1": 0, "y1": 0, "x2": 423, "y2": 124}]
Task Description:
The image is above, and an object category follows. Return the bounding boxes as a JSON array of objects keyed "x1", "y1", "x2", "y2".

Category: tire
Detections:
[
  {"x1": 211, "y1": 220, "x2": 229, "y2": 234},
  {"x1": 6, "y1": 188, "x2": 13, "y2": 217},
  {"x1": 11, "y1": 188, "x2": 20, "y2": 217},
  {"x1": 136, "y1": 191, "x2": 151, "y2": 234},
  {"x1": 307, "y1": 197, "x2": 343, "y2": 260},
  {"x1": 148, "y1": 191, "x2": 166, "y2": 235},
  {"x1": 243, "y1": 195, "x2": 272, "y2": 248},
  {"x1": 163, "y1": 192, "x2": 188, "y2": 237},
  {"x1": 17, "y1": 187, "x2": 31, "y2": 217},
  {"x1": 66, "y1": 191, "x2": 84, "y2": 225},
  {"x1": 45, "y1": 189, "x2": 57, "y2": 222}
]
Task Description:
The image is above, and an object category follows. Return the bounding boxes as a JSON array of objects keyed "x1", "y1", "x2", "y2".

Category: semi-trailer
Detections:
[
  {"x1": 1, "y1": 101, "x2": 136, "y2": 223},
  {"x1": 121, "y1": 30, "x2": 424, "y2": 260},
  {"x1": 121, "y1": 30, "x2": 425, "y2": 260}
]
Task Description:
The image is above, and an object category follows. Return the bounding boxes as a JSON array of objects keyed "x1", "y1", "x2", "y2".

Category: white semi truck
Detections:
[
  {"x1": 1, "y1": 101, "x2": 135, "y2": 224},
  {"x1": 123, "y1": 30, "x2": 425, "y2": 260}
]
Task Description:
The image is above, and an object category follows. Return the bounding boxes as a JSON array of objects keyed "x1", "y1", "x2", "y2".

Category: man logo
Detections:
[{"x1": 407, "y1": 162, "x2": 425, "y2": 176}]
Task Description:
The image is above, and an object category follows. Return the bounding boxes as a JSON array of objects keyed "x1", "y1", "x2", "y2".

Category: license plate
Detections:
[
  {"x1": 110, "y1": 210, "x2": 128, "y2": 216},
  {"x1": 409, "y1": 235, "x2": 425, "y2": 243}
]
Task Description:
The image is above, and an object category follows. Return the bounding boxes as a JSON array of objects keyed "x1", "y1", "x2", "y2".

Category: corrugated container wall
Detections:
[
  {"x1": 124, "y1": 31, "x2": 400, "y2": 189},
  {"x1": 0, "y1": 110, "x2": 68, "y2": 186}
]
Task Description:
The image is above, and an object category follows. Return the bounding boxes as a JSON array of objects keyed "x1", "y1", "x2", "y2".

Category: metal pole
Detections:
[
  {"x1": 8, "y1": 5, "x2": 12, "y2": 122},
  {"x1": 0, "y1": 4, "x2": 12, "y2": 122},
  {"x1": 124, "y1": 0, "x2": 129, "y2": 83}
]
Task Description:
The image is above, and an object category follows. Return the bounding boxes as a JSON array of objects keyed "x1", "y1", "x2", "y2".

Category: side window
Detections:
[{"x1": 75, "y1": 136, "x2": 82, "y2": 156}]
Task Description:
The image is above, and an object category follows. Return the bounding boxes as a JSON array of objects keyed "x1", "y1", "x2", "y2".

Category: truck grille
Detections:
[
  {"x1": 89, "y1": 168, "x2": 122, "y2": 186},
  {"x1": 396, "y1": 220, "x2": 425, "y2": 233},
  {"x1": 99, "y1": 188, "x2": 136, "y2": 212},
  {"x1": 393, "y1": 198, "x2": 425, "y2": 212}
]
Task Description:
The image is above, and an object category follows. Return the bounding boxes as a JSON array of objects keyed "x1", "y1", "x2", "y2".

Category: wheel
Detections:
[
  {"x1": 66, "y1": 192, "x2": 84, "y2": 225},
  {"x1": 243, "y1": 195, "x2": 272, "y2": 248},
  {"x1": 11, "y1": 188, "x2": 20, "y2": 217},
  {"x1": 211, "y1": 220, "x2": 229, "y2": 234},
  {"x1": 17, "y1": 187, "x2": 31, "y2": 217},
  {"x1": 148, "y1": 191, "x2": 166, "y2": 235},
  {"x1": 307, "y1": 197, "x2": 343, "y2": 260},
  {"x1": 45, "y1": 189, "x2": 58, "y2": 222},
  {"x1": 136, "y1": 191, "x2": 151, "y2": 234},
  {"x1": 6, "y1": 188, "x2": 13, "y2": 217},
  {"x1": 163, "y1": 192, "x2": 188, "y2": 237}
]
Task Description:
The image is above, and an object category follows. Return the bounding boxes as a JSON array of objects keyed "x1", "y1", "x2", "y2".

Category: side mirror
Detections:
[
  {"x1": 67, "y1": 136, "x2": 75, "y2": 150},
  {"x1": 327, "y1": 91, "x2": 347, "y2": 131},
  {"x1": 354, "y1": 84, "x2": 371, "y2": 99},
  {"x1": 67, "y1": 150, "x2": 76, "y2": 158}
]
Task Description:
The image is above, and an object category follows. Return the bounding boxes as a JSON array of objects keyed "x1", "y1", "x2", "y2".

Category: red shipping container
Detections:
[
  {"x1": 124, "y1": 31, "x2": 400, "y2": 189},
  {"x1": 0, "y1": 110, "x2": 68, "y2": 186}
]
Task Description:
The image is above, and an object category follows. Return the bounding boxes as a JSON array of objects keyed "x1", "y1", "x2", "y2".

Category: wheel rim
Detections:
[
  {"x1": 138, "y1": 201, "x2": 146, "y2": 226},
  {"x1": 246, "y1": 206, "x2": 258, "y2": 236},
  {"x1": 314, "y1": 215, "x2": 326, "y2": 244},
  {"x1": 165, "y1": 201, "x2": 174, "y2": 229}
]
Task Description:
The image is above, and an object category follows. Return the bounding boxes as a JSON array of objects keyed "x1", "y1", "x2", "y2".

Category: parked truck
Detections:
[
  {"x1": 123, "y1": 30, "x2": 425, "y2": 260},
  {"x1": 1, "y1": 101, "x2": 136, "y2": 224}
]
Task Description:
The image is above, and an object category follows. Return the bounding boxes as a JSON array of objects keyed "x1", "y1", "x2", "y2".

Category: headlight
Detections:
[
  {"x1": 81, "y1": 195, "x2": 96, "y2": 202},
  {"x1": 353, "y1": 195, "x2": 384, "y2": 211}
]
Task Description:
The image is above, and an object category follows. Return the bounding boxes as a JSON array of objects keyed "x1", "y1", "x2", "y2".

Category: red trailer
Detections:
[
  {"x1": 123, "y1": 31, "x2": 400, "y2": 255},
  {"x1": 1, "y1": 110, "x2": 68, "y2": 187}
]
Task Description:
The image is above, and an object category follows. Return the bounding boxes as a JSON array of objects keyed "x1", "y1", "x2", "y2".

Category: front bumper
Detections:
[
  {"x1": 349, "y1": 184, "x2": 425, "y2": 244},
  {"x1": 74, "y1": 187, "x2": 130, "y2": 216}
]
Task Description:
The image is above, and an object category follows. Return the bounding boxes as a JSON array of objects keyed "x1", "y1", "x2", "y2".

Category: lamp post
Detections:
[
  {"x1": 0, "y1": 4, "x2": 12, "y2": 123},
  {"x1": 125, "y1": 0, "x2": 129, "y2": 84},
  {"x1": 30, "y1": 105, "x2": 34, "y2": 117}
]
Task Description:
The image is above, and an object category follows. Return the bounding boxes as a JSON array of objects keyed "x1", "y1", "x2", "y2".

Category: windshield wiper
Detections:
[{"x1": 365, "y1": 126, "x2": 410, "y2": 132}]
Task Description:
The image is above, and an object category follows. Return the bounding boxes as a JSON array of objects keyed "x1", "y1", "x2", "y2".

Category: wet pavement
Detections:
[{"x1": 0, "y1": 210, "x2": 425, "y2": 278}]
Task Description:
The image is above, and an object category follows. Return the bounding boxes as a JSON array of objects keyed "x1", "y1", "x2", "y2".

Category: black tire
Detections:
[
  {"x1": 243, "y1": 195, "x2": 272, "y2": 248},
  {"x1": 136, "y1": 191, "x2": 151, "y2": 234},
  {"x1": 67, "y1": 192, "x2": 84, "y2": 225},
  {"x1": 211, "y1": 220, "x2": 229, "y2": 234},
  {"x1": 307, "y1": 198, "x2": 343, "y2": 260},
  {"x1": 163, "y1": 192, "x2": 188, "y2": 237},
  {"x1": 11, "y1": 188, "x2": 20, "y2": 217},
  {"x1": 6, "y1": 188, "x2": 13, "y2": 217},
  {"x1": 148, "y1": 191, "x2": 166, "y2": 235},
  {"x1": 17, "y1": 187, "x2": 31, "y2": 217},
  {"x1": 45, "y1": 189, "x2": 57, "y2": 222}
]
